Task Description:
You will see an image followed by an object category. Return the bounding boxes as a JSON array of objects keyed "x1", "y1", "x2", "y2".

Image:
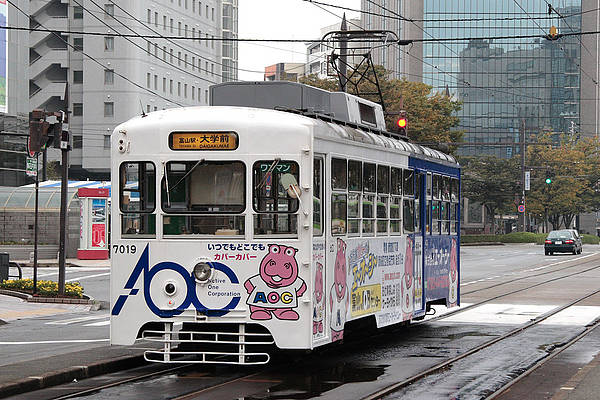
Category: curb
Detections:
[
  {"x1": 0, "y1": 354, "x2": 147, "y2": 398},
  {"x1": 0, "y1": 289, "x2": 101, "y2": 310}
]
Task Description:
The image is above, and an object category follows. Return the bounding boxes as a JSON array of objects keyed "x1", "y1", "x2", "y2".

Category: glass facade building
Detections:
[{"x1": 423, "y1": 0, "x2": 583, "y2": 157}]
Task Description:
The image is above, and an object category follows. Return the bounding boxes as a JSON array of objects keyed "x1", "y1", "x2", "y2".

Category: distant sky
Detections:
[{"x1": 238, "y1": 0, "x2": 361, "y2": 81}]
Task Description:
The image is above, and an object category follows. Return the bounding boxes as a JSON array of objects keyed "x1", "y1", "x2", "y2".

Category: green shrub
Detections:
[{"x1": 0, "y1": 279, "x2": 84, "y2": 298}]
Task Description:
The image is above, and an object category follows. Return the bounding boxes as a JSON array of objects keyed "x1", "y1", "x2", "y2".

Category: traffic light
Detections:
[
  {"x1": 394, "y1": 110, "x2": 408, "y2": 136},
  {"x1": 28, "y1": 110, "x2": 49, "y2": 153},
  {"x1": 545, "y1": 169, "x2": 552, "y2": 184}
]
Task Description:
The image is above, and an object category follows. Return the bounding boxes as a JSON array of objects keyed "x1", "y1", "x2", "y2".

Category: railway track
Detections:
[
  {"x1": 361, "y1": 287, "x2": 600, "y2": 399},
  {"x1": 33, "y1": 255, "x2": 600, "y2": 399}
]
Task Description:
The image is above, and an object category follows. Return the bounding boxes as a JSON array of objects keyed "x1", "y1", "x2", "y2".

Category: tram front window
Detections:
[
  {"x1": 253, "y1": 160, "x2": 299, "y2": 236},
  {"x1": 120, "y1": 161, "x2": 156, "y2": 237},
  {"x1": 161, "y1": 161, "x2": 245, "y2": 236}
]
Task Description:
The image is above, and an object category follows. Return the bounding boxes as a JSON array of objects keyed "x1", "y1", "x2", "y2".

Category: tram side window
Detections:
[
  {"x1": 442, "y1": 201, "x2": 451, "y2": 234},
  {"x1": 403, "y1": 199, "x2": 414, "y2": 233},
  {"x1": 432, "y1": 201, "x2": 440, "y2": 234},
  {"x1": 451, "y1": 178, "x2": 459, "y2": 234},
  {"x1": 451, "y1": 178, "x2": 459, "y2": 203},
  {"x1": 403, "y1": 169, "x2": 414, "y2": 197},
  {"x1": 331, "y1": 193, "x2": 347, "y2": 235},
  {"x1": 348, "y1": 160, "x2": 362, "y2": 236},
  {"x1": 390, "y1": 167, "x2": 402, "y2": 235},
  {"x1": 161, "y1": 161, "x2": 245, "y2": 236},
  {"x1": 313, "y1": 158, "x2": 323, "y2": 236},
  {"x1": 432, "y1": 174, "x2": 441, "y2": 200},
  {"x1": 120, "y1": 162, "x2": 156, "y2": 237},
  {"x1": 363, "y1": 163, "x2": 376, "y2": 235},
  {"x1": 442, "y1": 176, "x2": 450, "y2": 201},
  {"x1": 376, "y1": 165, "x2": 389, "y2": 235},
  {"x1": 331, "y1": 158, "x2": 347, "y2": 190},
  {"x1": 253, "y1": 160, "x2": 299, "y2": 236}
]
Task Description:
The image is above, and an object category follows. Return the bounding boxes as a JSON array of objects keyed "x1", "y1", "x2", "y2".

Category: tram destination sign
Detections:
[{"x1": 169, "y1": 131, "x2": 238, "y2": 150}]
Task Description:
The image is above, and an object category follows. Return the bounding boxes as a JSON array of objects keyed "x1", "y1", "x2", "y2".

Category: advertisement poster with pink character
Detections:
[{"x1": 424, "y1": 236, "x2": 453, "y2": 303}]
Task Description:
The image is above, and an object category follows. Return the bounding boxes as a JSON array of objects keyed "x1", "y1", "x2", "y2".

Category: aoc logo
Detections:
[{"x1": 111, "y1": 245, "x2": 240, "y2": 318}]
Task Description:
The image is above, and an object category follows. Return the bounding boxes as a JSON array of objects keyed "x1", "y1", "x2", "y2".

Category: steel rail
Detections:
[{"x1": 361, "y1": 286, "x2": 600, "y2": 400}]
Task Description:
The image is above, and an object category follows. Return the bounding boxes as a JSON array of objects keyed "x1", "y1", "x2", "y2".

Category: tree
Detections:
[
  {"x1": 459, "y1": 156, "x2": 520, "y2": 233},
  {"x1": 299, "y1": 65, "x2": 463, "y2": 153},
  {"x1": 525, "y1": 134, "x2": 589, "y2": 230}
]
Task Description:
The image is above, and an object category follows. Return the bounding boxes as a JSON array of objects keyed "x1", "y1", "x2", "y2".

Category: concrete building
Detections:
[
  {"x1": 29, "y1": 0, "x2": 238, "y2": 179},
  {"x1": 305, "y1": 18, "x2": 362, "y2": 80},
  {"x1": 360, "y1": 0, "x2": 422, "y2": 82},
  {"x1": 264, "y1": 63, "x2": 305, "y2": 82},
  {"x1": 0, "y1": 0, "x2": 32, "y2": 187}
]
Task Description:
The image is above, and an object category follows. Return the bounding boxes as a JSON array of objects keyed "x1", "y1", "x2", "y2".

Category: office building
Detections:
[
  {"x1": 0, "y1": 0, "x2": 32, "y2": 187},
  {"x1": 29, "y1": 0, "x2": 238, "y2": 179}
]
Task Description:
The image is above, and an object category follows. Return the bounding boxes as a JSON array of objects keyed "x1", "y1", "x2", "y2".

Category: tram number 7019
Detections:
[{"x1": 113, "y1": 244, "x2": 137, "y2": 254}]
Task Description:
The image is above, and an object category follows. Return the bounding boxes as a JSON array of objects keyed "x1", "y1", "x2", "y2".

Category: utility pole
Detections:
[
  {"x1": 339, "y1": 14, "x2": 348, "y2": 92},
  {"x1": 520, "y1": 118, "x2": 526, "y2": 232},
  {"x1": 58, "y1": 111, "x2": 69, "y2": 295}
]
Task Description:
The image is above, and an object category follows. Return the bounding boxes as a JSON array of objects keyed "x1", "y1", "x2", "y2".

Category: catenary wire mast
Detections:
[{"x1": 322, "y1": 15, "x2": 398, "y2": 111}]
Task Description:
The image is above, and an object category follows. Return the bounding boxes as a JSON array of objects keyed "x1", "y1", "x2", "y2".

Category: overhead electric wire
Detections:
[
  {"x1": 512, "y1": 0, "x2": 597, "y2": 85},
  {"x1": 7, "y1": 0, "x2": 184, "y2": 107},
  {"x1": 70, "y1": 0, "x2": 218, "y2": 85},
  {"x1": 542, "y1": 0, "x2": 593, "y2": 57}
]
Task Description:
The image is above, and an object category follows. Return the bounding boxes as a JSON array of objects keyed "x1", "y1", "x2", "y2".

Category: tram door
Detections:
[
  {"x1": 312, "y1": 155, "x2": 327, "y2": 343},
  {"x1": 412, "y1": 171, "x2": 426, "y2": 316}
]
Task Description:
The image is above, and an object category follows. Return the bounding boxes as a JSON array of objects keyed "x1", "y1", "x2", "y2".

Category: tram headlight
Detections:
[
  {"x1": 164, "y1": 281, "x2": 177, "y2": 296},
  {"x1": 193, "y1": 262, "x2": 212, "y2": 283}
]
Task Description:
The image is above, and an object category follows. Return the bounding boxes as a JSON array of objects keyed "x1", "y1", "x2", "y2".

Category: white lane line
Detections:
[
  {"x1": 66, "y1": 272, "x2": 110, "y2": 282},
  {"x1": 84, "y1": 320, "x2": 110, "y2": 327},
  {"x1": 47, "y1": 314, "x2": 109, "y2": 325},
  {"x1": 0, "y1": 339, "x2": 109, "y2": 345},
  {"x1": 463, "y1": 252, "x2": 599, "y2": 286}
]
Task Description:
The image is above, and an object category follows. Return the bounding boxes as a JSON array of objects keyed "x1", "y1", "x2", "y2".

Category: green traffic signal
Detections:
[{"x1": 545, "y1": 178, "x2": 552, "y2": 184}]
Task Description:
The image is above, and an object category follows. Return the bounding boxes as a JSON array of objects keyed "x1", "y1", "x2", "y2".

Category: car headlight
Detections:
[{"x1": 193, "y1": 262, "x2": 212, "y2": 283}]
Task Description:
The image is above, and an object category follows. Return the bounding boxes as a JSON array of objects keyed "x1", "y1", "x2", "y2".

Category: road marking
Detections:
[
  {"x1": 46, "y1": 314, "x2": 108, "y2": 325},
  {"x1": 0, "y1": 339, "x2": 109, "y2": 345},
  {"x1": 463, "y1": 252, "x2": 599, "y2": 286},
  {"x1": 84, "y1": 320, "x2": 110, "y2": 327},
  {"x1": 66, "y1": 272, "x2": 110, "y2": 282},
  {"x1": 439, "y1": 303, "x2": 600, "y2": 326}
]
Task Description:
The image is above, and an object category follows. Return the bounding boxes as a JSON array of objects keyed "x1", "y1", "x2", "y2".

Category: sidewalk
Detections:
[
  {"x1": 10, "y1": 258, "x2": 110, "y2": 268},
  {"x1": 0, "y1": 292, "x2": 149, "y2": 398}
]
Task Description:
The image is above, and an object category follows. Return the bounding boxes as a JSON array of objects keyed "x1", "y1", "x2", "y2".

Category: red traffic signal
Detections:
[{"x1": 397, "y1": 118, "x2": 407, "y2": 129}]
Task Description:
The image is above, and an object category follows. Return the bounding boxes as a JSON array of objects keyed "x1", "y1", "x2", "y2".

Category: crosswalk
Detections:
[{"x1": 45, "y1": 313, "x2": 110, "y2": 327}]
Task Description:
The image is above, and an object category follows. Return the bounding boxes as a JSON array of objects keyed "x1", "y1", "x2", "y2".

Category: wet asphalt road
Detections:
[{"x1": 13, "y1": 244, "x2": 600, "y2": 400}]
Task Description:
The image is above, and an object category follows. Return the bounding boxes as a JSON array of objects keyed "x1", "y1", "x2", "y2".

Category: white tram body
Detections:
[{"x1": 110, "y1": 82, "x2": 460, "y2": 364}]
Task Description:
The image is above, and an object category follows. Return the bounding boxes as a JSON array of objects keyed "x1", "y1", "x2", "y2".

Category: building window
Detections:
[
  {"x1": 103, "y1": 135, "x2": 110, "y2": 149},
  {"x1": 154, "y1": 74, "x2": 158, "y2": 90},
  {"x1": 170, "y1": 18, "x2": 173, "y2": 33},
  {"x1": 184, "y1": 83, "x2": 187, "y2": 98},
  {"x1": 163, "y1": 15, "x2": 166, "y2": 30},
  {"x1": 73, "y1": 103, "x2": 83, "y2": 116},
  {"x1": 74, "y1": 6, "x2": 84, "y2": 19},
  {"x1": 154, "y1": 11, "x2": 158, "y2": 27},
  {"x1": 104, "y1": 69, "x2": 114, "y2": 85},
  {"x1": 73, "y1": 37, "x2": 83, "y2": 51},
  {"x1": 163, "y1": 77, "x2": 166, "y2": 92},
  {"x1": 211, "y1": 7, "x2": 214, "y2": 21},
  {"x1": 177, "y1": 81, "x2": 181, "y2": 96},
  {"x1": 146, "y1": 73, "x2": 151, "y2": 88},
  {"x1": 147, "y1": 9, "x2": 151, "y2": 23},
  {"x1": 73, "y1": 70, "x2": 83, "y2": 84},
  {"x1": 104, "y1": 102, "x2": 114, "y2": 117},
  {"x1": 105, "y1": 3, "x2": 114, "y2": 17},
  {"x1": 104, "y1": 36, "x2": 114, "y2": 51},
  {"x1": 73, "y1": 135, "x2": 83, "y2": 149},
  {"x1": 177, "y1": 51, "x2": 181, "y2": 66},
  {"x1": 178, "y1": 22, "x2": 182, "y2": 36},
  {"x1": 192, "y1": 86, "x2": 195, "y2": 100},
  {"x1": 205, "y1": 89, "x2": 208, "y2": 103},
  {"x1": 170, "y1": 79, "x2": 173, "y2": 94}
]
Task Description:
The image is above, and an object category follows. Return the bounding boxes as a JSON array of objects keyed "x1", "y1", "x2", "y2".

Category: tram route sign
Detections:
[{"x1": 169, "y1": 131, "x2": 238, "y2": 150}]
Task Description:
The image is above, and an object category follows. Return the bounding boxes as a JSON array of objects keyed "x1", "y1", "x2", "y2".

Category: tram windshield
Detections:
[{"x1": 161, "y1": 161, "x2": 246, "y2": 236}]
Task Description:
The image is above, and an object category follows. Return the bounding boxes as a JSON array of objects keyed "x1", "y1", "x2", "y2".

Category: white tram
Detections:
[{"x1": 110, "y1": 82, "x2": 460, "y2": 364}]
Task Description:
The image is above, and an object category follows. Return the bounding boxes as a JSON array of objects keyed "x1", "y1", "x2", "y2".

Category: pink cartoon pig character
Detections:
[
  {"x1": 313, "y1": 262, "x2": 324, "y2": 335},
  {"x1": 402, "y1": 236, "x2": 414, "y2": 319},
  {"x1": 448, "y1": 237, "x2": 458, "y2": 306},
  {"x1": 330, "y1": 238, "x2": 348, "y2": 341},
  {"x1": 245, "y1": 244, "x2": 306, "y2": 321}
]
